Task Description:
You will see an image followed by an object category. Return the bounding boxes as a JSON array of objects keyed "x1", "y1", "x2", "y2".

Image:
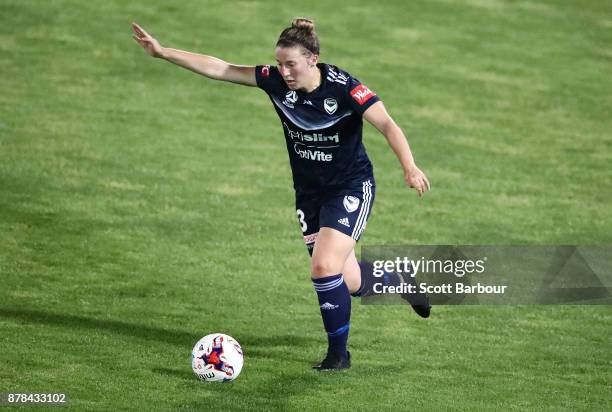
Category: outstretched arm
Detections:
[
  {"x1": 131, "y1": 22, "x2": 256, "y2": 87},
  {"x1": 364, "y1": 101, "x2": 431, "y2": 197}
]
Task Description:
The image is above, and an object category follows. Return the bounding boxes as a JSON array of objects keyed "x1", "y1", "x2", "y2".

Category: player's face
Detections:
[{"x1": 275, "y1": 46, "x2": 318, "y2": 90}]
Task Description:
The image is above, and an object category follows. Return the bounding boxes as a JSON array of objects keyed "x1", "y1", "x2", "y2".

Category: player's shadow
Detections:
[
  {"x1": 1, "y1": 307, "x2": 416, "y2": 405},
  {"x1": 0, "y1": 307, "x2": 318, "y2": 362},
  {"x1": 0, "y1": 307, "x2": 195, "y2": 346},
  {"x1": 1, "y1": 308, "x2": 407, "y2": 362},
  {"x1": 0, "y1": 306, "x2": 326, "y2": 380}
]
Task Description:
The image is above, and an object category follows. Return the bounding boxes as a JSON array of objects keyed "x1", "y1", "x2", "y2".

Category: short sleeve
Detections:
[
  {"x1": 346, "y1": 76, "x2": 380, "y2": 115},
  {"x1": 255, "y1": 65, "x2": 282, "y2": 94}
]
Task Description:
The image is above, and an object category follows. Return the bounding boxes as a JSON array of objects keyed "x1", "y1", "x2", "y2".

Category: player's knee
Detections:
[{"x1": 311, "y1": 258, "x2": 340, "y2": 278}]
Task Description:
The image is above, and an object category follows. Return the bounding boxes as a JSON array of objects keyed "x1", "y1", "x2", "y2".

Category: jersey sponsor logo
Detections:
[
  {"x1": 294, "y1": 144, "x2": 333, "y2": 162},
  {"x1": 324, "y1": 98, "x2": 338, "y2": 115},
  {"x1": 283, "y1": 91, "x2": 298, "y2": 108},
  {"x1": 343, "y1": 196, "x2": 360, "y2": 213},
  {"x1": 284, "y1": 122, "x2": 339, "y2": 144},
  {"x1": 350, "y1": 84, "x2": 376, "y2": 105},
  {"x1": 261, "y1": 65, "x2": 270, "y2": 77}
]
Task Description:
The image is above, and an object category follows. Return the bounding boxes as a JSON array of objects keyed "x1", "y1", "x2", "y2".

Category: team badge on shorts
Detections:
[{"x1": 343, "y1": 195, "x2": 360, "y2": 213}]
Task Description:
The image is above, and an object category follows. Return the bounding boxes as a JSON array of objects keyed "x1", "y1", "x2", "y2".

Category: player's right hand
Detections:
[{"x1": 132, "y1": 22, "x2": 164, "y2": 58}]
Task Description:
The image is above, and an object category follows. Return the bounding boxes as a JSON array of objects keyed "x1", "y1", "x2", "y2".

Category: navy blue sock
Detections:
[
  {"x1": 351, "y1": 261, "x2": 374, "y2": 297},
  {"x1": 351, "y1": 261, "x2": 406, "y2": 297},
  {"x1": 312, "y1": 274, "x2": 351, "y2": 357}
]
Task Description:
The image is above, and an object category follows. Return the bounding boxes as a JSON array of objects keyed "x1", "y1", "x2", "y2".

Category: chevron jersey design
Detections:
[{"x1": 256, "y1": 63, "x2": 380, "y2": 191}]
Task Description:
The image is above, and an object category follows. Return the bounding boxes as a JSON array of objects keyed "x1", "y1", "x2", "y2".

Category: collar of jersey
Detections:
[{"x1": 295, "y1": 63, "x2": 327, "y2": 96}]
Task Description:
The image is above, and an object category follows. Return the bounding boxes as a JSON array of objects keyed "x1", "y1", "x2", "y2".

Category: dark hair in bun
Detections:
[{"x1": 276, "y1": 17, "x2": 320, "y2": 55}]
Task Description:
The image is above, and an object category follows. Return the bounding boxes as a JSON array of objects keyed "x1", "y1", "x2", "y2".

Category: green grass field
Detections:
[{"x1": 1, "y1": 0, "x2": 611, "y2": 410}]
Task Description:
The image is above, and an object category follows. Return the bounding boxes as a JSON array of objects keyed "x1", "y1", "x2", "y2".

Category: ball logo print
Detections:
[
  {"x1": 343, "y1": 195, "x2": 360, "y2": 213},
  {"x1": 191, "y1": 334, "x2": 244, "y2": 382},
  {"x1": 324, "y1": 98, "x2": 338, "y2": 114},
  {"x1": 285, "y1": 91, "x2": 298, "y2": 104},
  {"x1": 282, "y1": 90, "x2": 299, "y2": 108}
]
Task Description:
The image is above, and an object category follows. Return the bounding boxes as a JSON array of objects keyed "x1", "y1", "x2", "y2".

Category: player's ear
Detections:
[{"x1": 310, "y1": 53, "x2": 319, "y2": 67}]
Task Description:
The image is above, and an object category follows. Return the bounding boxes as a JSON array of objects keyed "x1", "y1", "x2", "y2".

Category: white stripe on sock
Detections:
[{"x1": 313, "y1": 276, "x2": 344, "y2": 292}]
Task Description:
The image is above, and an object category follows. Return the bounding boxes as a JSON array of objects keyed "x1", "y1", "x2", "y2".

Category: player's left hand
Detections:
[{"x1": 404, "y1": 166, "x2": 430, "y2": 197}]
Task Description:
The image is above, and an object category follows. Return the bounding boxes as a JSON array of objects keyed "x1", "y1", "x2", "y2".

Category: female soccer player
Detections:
[{"x1": 132, "y1": 18, "x2": 430, "y2": 371}]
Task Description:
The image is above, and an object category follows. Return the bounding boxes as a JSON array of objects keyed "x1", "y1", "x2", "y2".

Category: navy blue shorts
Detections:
[{"x1": 295, "y1": 179, "x2": 375, "y2": 255}]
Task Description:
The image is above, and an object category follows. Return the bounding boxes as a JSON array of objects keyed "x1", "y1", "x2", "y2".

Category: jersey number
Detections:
[{"x1": 296, "y1": 209, "x2": 307, "y2": 233}]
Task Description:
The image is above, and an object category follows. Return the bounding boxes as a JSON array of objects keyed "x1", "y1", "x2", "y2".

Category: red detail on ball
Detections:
[{"x1": 208, "y1": 351, "x2": 220, "y2": 364}]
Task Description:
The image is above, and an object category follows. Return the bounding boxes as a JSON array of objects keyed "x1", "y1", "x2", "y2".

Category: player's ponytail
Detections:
[{"x1": 276, "y1": 17, "x2": 320, "y2": 56}]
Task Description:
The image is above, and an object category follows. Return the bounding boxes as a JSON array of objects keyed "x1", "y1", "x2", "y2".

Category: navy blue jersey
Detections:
[{"x1": 255, "y1": 63, "x2": 380, "y2": 192}]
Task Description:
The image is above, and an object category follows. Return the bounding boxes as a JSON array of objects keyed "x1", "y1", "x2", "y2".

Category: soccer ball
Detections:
[{"x1": 191, "y1": 333, "x2": 243, "y2": 382}]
